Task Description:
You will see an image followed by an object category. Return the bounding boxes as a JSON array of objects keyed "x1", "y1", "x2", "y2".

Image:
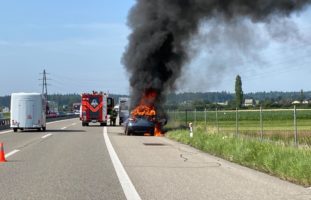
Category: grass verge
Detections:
[{"x1": 167, "y1": 129, "x2": 311, "y2": 187}]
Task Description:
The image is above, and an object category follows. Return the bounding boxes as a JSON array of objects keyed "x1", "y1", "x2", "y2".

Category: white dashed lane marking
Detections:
[
  {"x1": 41, "y1": 133, "x2": 52, "y2": 139},
  {"x1": 5, "y1": 149, "x2": 20, "y2": 158}
]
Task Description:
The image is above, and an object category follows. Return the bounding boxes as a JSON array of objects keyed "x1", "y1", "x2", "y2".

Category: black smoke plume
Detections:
[{"x1": 123, "y1": 0, "x2": 311, "y2": 114}]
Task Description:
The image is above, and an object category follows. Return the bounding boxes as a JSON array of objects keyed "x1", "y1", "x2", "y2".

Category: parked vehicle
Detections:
[{"x1": 10, "y1": 93, "x2": 46, "y2": 132}]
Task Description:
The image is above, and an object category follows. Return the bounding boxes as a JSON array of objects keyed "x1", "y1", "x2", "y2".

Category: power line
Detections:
[{"x1": 39, "y1": 69, "x2": 49, "y2": 100}]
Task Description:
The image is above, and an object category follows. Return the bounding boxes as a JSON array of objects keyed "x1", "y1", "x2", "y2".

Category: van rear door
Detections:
[{"x1": 19, "y1": 100, "x2": 34, "y2": 128}]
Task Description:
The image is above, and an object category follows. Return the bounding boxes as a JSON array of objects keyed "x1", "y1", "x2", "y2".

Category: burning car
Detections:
[
  {"x1": 124, "y1": 115, "x2": 156, "y2": 136},
  {"x1": 124, "y1": 89, "x2": 165, "y2": 136}
]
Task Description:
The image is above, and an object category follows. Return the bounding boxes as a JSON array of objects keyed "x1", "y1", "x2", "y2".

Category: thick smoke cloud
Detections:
[{"x1": 123, "y1": 0, "x2": 311, "y2": 113}]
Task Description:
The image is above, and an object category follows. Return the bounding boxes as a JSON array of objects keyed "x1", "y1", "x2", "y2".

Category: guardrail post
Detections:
[
  {"x1": 173, "y1": 110, "x2": 176, "y2": 122},
  {"x1": 194, "y1": 109, "x2": 197, "y2": 132},
  {"x1": 185, "y1": 110, "x2": 188, "y2": 128},
  {"x1": 260, "y1": 106, "x2": 263, "y2": 141},
  {"x1": 294, "y1": 105, "x2": 298, "y2": 147},
  {"x1": 216, "y1": 108, "x2": 219, "y2": 134},
  {"x1": 236, "y1": 107, "x2": 239, "y2": 137},
  {"x1": 204, "y1": 108, "x2": 207, "y2": 133}
]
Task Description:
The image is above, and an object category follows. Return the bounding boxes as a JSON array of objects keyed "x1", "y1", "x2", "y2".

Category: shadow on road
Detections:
[{"x1": 47, "y1": 129, "x2": 86, "y2": 133}]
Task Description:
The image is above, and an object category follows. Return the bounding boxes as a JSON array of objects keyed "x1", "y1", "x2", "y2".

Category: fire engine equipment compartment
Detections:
[{"x1": 10, "y1": 93, "x2": 46, "y2": 132}]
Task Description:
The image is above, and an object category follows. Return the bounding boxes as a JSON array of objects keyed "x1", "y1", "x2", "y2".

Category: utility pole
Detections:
[
  {"x1": 39, "y1": 69, "x2": 49, "y2": 100},
  {"x1": 39, "y1": 69, "x2": 50, "y2": 114}
]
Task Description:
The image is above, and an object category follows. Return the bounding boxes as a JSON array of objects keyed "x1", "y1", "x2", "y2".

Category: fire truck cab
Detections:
[{"x1": 81, "y1": 91, "x2": 114, "y2": 126}]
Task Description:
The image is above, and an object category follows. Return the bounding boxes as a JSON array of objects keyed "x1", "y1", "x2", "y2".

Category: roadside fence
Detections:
[{"x1": 166, "y1": 106, "x2": 311, "y2": 147}]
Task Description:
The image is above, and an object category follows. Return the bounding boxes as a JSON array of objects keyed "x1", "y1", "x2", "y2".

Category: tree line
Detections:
[{"x1": 1, "y1": 89, "x2": 310, "y2": 111}]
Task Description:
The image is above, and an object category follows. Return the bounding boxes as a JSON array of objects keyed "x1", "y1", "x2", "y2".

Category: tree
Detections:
[
  {"x1": 235, "y1": 75, "x2": 244, "y2": 108},
  {"x1": 300, "y1": 89, "x2": 304, "y2": 103}
]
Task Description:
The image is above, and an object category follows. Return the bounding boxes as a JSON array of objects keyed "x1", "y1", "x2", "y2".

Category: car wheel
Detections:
[
  {"x1": 125, "y1": 129, "x2": 131, "y2": 136},
  {"x1": 13, "y1": 128, "x2": 17, "y2": 132}
]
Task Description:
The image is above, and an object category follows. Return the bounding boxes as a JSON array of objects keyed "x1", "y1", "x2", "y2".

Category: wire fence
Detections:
[{"x1": 166, "y1": 106, "x2": 311, "y2": 147}]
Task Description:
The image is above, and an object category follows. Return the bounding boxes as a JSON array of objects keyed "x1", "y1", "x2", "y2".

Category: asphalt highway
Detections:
[{"x1": 0, "y1": 118, "x2": 310, "y2": 200}]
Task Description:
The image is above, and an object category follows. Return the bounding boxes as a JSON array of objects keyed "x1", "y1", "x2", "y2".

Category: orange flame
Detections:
[
  {"x1": 131, "y1": 105, "x2": 156, "y2": 116},
  {"x1": 131, "y1": 89, "x2": 163, "y2": 136},
  {"x1": 154, "y1": 123, "x2": 163, "y2": 137}
]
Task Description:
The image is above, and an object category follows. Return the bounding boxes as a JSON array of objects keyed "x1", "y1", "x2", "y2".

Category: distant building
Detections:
[
  {"x1": 291, "y1": 100, "x2": 301, "y2": 105},
  {"x1": 244, "y1": 99, "x2": 255, "y2": 107},
  {"x1": 216, "y1": 101, "x2": 228, "y2": 106},
  {"x1": 2, "y1": 107, "x2": 9, "y2": 113},
  {"x1": 302, "y1": 100, "x2": 309, "y2": 104}
]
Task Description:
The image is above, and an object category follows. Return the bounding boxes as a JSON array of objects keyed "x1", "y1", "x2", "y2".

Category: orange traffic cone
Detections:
[{"x1": 0, "y1": 143, "x2": 7, "y2": 162}]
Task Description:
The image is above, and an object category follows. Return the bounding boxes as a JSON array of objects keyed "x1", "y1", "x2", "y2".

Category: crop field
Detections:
[{"x1": 166, "y1": 109, "x2": 311, "y2": 146}]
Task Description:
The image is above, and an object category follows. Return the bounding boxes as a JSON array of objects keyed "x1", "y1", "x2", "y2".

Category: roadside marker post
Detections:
[{"x1": 189, "y1": 122, "x2": 193, "y2": 138}]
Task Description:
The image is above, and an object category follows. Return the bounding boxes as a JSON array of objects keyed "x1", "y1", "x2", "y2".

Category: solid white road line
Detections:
[
  {"x1": 0, "y1": 130, "x2": 13, "y2": 135},
  {"x1": 103, "y1": 127, "x2": 141, "y2": 200},
  {"x1": 41, "y1": 133, "x2": 52, "y2": 139},
  {"x1": 5, "y1": 149, "x2": 20, "y2": 158},
  {"x1": 60, "y1": 127, "x2": 67, "y2": 130},
  {"x1": 71, "y1": 123, "x2": 76, "y2": 126}
]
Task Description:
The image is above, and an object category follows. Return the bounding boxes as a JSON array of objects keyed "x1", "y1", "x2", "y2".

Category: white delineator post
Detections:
[{"x1": 189, "y1": 122, "x2": 193, "y2": 138}]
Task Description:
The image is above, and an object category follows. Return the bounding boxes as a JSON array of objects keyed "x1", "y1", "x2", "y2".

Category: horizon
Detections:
[{"x1": 1, "y1": 90, "x2": 311, "y2": 97}]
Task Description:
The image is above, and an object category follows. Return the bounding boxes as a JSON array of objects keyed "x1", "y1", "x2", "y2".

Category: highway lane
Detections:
[
  {"x1": 108, "y1": 127, "x2": 311, "y2": 200},
  {"x1": 0, "y1": 118, "x2": 310, "y2": 200},
  {"x1": 0, "y1": 118, "x2": 125, "y2": 200},
  {"x1": 0, "y1": 118, "x2": 78, "y2": 154}
]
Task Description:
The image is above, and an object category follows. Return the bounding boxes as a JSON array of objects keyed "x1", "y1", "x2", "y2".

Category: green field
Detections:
[{"x1": 166, "y1": 109, "x2": 311, "y2": 146}]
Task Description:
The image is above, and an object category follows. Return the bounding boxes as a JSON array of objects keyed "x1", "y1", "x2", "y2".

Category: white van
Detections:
[{"x1": 10, "y1": 93, "x2": 46, "y2": 132}]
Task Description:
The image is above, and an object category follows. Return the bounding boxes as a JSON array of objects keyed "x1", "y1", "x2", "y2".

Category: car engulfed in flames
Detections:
[{"x1": 124, "y1": 90, "x2": 165, "y2": 136}]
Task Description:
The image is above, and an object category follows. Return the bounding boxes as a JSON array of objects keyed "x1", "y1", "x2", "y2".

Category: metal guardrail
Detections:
[
  {"x1": 0, "y1": 118, "x2": 10, "y2": 130},
  {"x1": 0, "y1": 114, "x2": 79, "y2": 131}
]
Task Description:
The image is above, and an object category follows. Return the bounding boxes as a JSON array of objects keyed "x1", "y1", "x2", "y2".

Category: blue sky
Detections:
[{"x1": 0, "y1": 1, "x2": 310, "y2": 95}]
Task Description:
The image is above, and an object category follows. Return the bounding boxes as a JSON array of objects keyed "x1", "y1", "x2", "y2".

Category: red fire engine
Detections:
[{"x1": 81, "y1": 91, "x2": 114, "y2": 126}]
